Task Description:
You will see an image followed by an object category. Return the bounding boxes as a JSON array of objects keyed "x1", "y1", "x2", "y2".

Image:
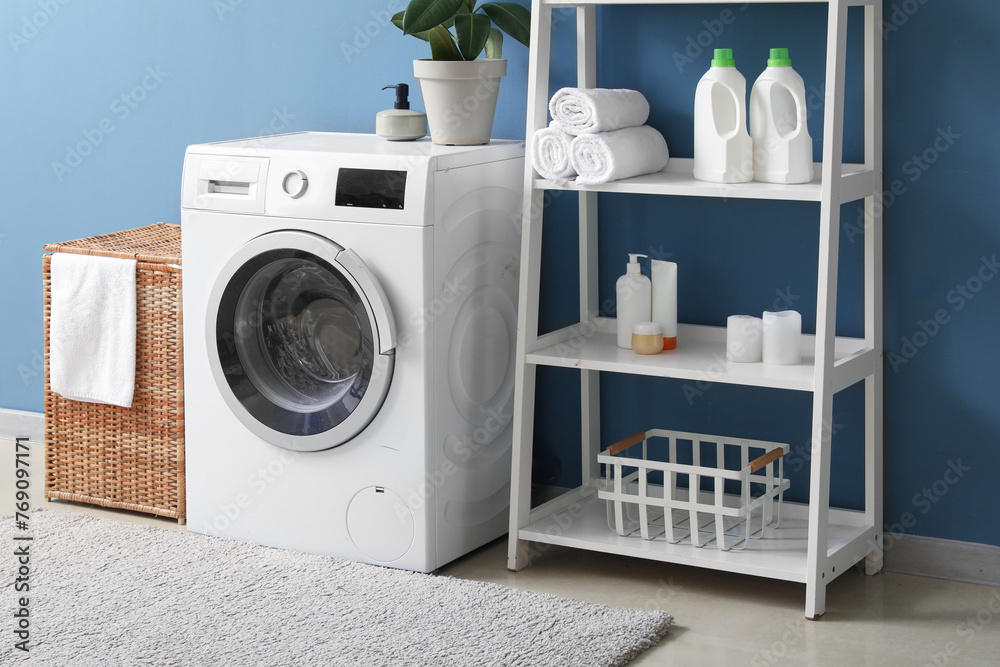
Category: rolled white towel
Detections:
[
  {"x1": 570, "y1": 125, "x2": 670, "y2": 186},
  {"x1": 549, "y1": 87, "x2": 650, "y2": 135},
  {"x1": 532, "y1": 123, "x2": 577, "y2": 184}
]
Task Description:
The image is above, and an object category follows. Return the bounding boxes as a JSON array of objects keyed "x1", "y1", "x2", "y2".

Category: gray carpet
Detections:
[{"x1": 1, "y1": 510, "x2": 672, "y2": 666}]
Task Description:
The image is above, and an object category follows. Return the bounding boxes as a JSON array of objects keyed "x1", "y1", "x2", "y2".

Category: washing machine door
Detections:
[{"x1": 207, "y1": 230, "x2": 396, "y2": 451}]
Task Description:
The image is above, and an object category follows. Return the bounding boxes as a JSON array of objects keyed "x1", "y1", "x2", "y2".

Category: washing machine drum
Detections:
[{"x1": 208, "y1": 231, "x2": 396, "y2": 451}]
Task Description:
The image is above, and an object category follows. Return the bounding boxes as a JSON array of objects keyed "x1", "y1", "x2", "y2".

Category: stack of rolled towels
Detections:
[{"x1": 532, "y1": 87, "x2": 670, "y2": 186}]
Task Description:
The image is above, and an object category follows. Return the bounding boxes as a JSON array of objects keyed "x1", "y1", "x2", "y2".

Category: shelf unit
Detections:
[{"x1": 507, "y1": 0, "x2": 883, "y2": 619}]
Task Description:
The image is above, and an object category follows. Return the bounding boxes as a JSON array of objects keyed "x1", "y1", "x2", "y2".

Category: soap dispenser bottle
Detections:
[
  {"x1": 376, "y1": 84, "x2": 427, "y2": 141},
  {"x1": 616, "y1": 254, "x2": 652, "y2": 349}
]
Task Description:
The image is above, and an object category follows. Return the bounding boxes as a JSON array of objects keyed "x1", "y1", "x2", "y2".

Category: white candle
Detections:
[
  {"x1": 762, "y1": 310, "x2": 802, "y2": 365},
  {"x1": 726, "y1": 315, "x2": 762, "y2": 363}
]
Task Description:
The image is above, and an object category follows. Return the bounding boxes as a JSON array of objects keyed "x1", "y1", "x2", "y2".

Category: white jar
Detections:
[
  {"x1": 632, "y1": 322, "x2": 664, "y2": 355},
  {"x1": 749, "y1": 48, "x2": 814, "y2": 184}
]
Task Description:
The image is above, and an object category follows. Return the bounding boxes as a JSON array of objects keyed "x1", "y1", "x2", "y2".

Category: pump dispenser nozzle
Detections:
[
  {"x1": 382, "y1": 83, "x2": 411, "y2": 110},
  {"x1": 626, "y1": 253, "x2": 648, "y2": 274}
]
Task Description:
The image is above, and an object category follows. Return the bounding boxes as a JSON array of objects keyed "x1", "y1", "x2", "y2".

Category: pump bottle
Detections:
[
  {"x1": 376, "y1": 84, "x2": 427, "y2": 141},
  {"x1": 616, "y1": 254, "x2": 651, "y2": 349}
]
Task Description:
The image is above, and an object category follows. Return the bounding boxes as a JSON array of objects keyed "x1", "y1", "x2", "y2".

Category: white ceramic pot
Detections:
[{"x1": 413, "y1": 58, "x2": 507, "y2": 145}]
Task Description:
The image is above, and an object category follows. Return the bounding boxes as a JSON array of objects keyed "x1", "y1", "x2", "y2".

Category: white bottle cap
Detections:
[{"x1": 632, "y1": 321, "x2": 663, "y2": 335}]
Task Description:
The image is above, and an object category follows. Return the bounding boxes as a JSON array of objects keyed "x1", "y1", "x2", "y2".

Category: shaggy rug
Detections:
[{"x1": 1, "y1": 511, "x2": 671, "y2": 666}]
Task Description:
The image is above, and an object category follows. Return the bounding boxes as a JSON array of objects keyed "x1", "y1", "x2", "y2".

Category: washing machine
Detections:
[{"x1": 181, "y1": 132, "x2": 524, "y2": 572}]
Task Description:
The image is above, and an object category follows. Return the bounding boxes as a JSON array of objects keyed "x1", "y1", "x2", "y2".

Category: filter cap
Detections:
[
  {"x1": 767, "y1": 48, "x2": 792, "y2": 67},
  {"x1": 711, "y1": 48, "x2": 736, "y2": 67}
]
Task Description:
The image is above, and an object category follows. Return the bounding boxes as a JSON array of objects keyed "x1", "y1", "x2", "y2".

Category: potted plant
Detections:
[{"x1": 392, "y1": 0, "x2": 530, "y2": 145}]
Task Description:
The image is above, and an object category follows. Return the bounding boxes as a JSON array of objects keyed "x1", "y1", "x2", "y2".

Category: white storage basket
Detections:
[{"x1": 597, "y1": 429, "x2": 790, "y2": 551}]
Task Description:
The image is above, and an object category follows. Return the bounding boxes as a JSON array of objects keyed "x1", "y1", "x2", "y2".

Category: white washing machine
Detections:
[{"x1": 181, "y1": 132, "x2": 524, "y2": 572}]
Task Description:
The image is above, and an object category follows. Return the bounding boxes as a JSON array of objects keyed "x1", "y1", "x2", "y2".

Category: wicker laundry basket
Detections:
[{"x1": 42, "y1": 222, "x2": 185, "y2": 523}]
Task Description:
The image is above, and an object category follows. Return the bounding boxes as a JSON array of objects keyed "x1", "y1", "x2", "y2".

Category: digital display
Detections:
[{"x1": 335, "y1": 168, "x2": 407, "y2": 210}]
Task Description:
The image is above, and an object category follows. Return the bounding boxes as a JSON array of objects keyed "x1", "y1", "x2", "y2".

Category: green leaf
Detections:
[
  {"x1": 427, "y1": 24, "x2": 464, "y2": 60},
  {"x1": 484, "y1": 27, "x2": 503, "y2": 59},
  {"x1": 479, "y1": 2, "x2": 530, "y2": 47},
  {"x1": 403, "y1": 0, "x2": 466, "y2": 36},
  {"x1": 454, "y1": 13, "x2": 491, "y2": 61},
  {"x1": 392, "y1": 10, "x2": 431, "y2": 42}
]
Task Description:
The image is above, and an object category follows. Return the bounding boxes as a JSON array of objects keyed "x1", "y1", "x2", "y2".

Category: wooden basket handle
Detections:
[
  {"x1": 603, "y1": 432, "x2": 646, "y2": 457},
  {"x1": 747, "y1": 448, "x2": 786, "y2": 473}
]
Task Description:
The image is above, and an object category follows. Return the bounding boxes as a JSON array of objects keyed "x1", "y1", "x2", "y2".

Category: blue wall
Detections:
[{"x1": 2, "y1": 1, "x2": 998, "y2": 547}]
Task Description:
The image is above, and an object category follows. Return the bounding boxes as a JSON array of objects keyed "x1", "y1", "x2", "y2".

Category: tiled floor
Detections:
[{"x1": 4, "y1": 441, "x2": 999, "y2": 666}]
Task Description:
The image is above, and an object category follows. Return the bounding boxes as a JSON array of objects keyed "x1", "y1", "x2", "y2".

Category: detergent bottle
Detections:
[
  {"x1": 749, "y1": 48, "x2": 814, "y2": 184},
  {"x1": 693, "y1": 48, "x2": 753, "y2": 184}
]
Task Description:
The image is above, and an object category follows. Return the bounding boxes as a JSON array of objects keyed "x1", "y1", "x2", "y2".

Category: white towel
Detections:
[
  {"x1": 532, "y1": 122, "x2": 577, "y2": 184},
  {"x1": 50, "y1": 253, "x2": 137, "y2": 408},
  {"x1": 570, "y1": 125, "x2": 670, "y2": 186},
  {"x1": 549, "y1": 87, "x2": 650, "y2": 136}
]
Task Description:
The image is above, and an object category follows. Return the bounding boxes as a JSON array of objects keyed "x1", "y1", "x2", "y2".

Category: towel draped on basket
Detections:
[{"x1": 49, "y1": 253, "x2": 137, "y2": 408}]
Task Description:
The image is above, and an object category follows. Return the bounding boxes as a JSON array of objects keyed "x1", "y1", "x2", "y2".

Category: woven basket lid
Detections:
[{"x1": 43, "y1": 222, "x2": 181, "y2": 265}]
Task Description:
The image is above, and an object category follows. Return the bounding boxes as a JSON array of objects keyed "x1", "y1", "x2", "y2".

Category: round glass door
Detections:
[{"x1": 209, "y1": 231, "x2": 395, "y2": 451}]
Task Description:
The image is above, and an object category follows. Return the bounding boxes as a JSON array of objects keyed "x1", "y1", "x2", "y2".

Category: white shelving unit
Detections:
[{"x1": 507, "y1": 0, "x2": 883, "y2": 619}]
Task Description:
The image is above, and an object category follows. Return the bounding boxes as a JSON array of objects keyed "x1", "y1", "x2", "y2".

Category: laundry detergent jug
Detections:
[
  {"x1": 749, "y1": 48, "x2": 814, "y2": 184},
  {"x1": 693, "y1": 48, "x2": 753, "y2": 184}
]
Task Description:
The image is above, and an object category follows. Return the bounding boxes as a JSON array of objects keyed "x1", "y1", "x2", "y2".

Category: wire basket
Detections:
[
  {"x1": 43, "y1": 223, "x2": 185, "y2": 522},
  {"x1": 597, "y1": 429, "x2": 789, "y2": 551}
]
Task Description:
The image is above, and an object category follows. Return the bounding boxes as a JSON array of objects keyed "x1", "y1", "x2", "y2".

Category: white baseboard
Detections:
[
  {"x1": 0, "y1": 408, "x2": 43, "y2": 442},
  {"x1": 885, "y1": 534, "x2": 1000, "y2": 588}
]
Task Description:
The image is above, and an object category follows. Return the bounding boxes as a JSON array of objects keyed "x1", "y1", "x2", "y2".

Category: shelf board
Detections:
[
  {"x1": 543, "y1": 0, "x2": 875, "y2": 6},
  {"x1": 518, "y1": 486, "x2": 873, "y2": 583},
  {"x1": 526, "y1": 323, "x2": 871, "y2": 392},
  {"x1": 533, "y1": 158, "x2": 875, "y2": 203}
]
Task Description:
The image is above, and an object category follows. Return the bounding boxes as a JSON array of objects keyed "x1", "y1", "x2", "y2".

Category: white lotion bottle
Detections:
[
  {"x1": 616, "y1": 254, "x2": 651, "y2": 349},
  {"x1": 749, "y1": 48, "x2": 814, "y2": 184},
  {"x1": 693, "y1": 48, "x2": 754, "y2": 184},
  {"x1": 650, "y1": 259, "x2": 677, "y2": 351}
]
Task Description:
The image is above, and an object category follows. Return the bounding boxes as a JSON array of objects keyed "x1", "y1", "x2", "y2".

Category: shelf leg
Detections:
[
  {"x1": 805, "y1": 390, "x2": 835, "y2": 620},
  {"x1": 863, "y1": 0, "x2": 885, "y2": 578},
  {"x1": 508, "y1": 364, "x2": 537, "y2": 571},
  {"x1": 508, "y1": 2, "x2": 552, "y2": 572},
  {"x1": 805, "y1": 0, "x2": 851, "y2": 620}
]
